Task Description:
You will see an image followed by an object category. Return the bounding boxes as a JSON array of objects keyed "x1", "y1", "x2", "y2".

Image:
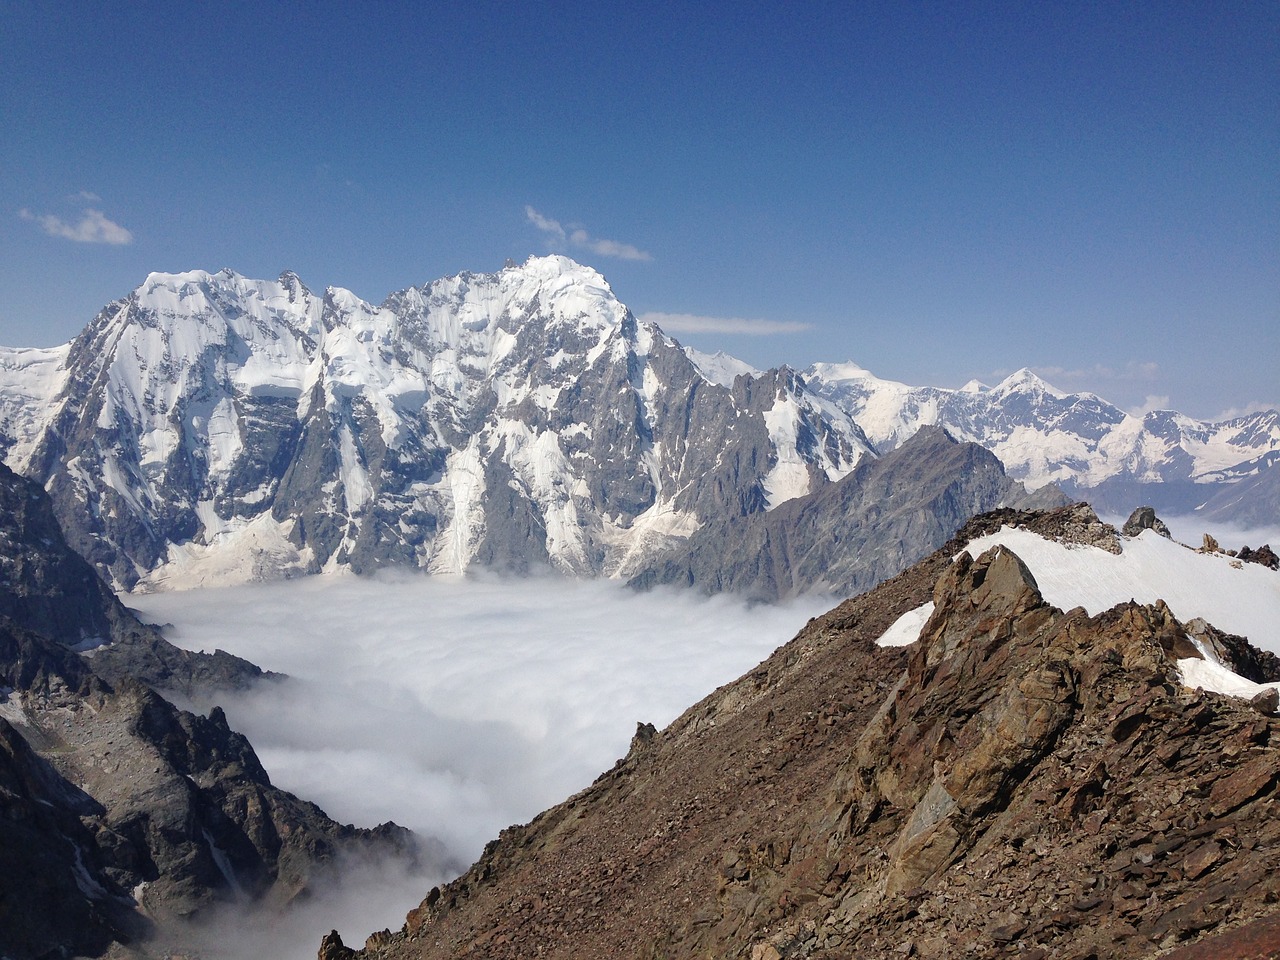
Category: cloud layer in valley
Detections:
[{"x1": 127, "y1": 573, "x2": 830, "y2": 956}]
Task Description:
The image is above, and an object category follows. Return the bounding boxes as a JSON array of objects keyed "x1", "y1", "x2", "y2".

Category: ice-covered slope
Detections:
[
  {"x1": 805, "y1": 361, "x2": 1280, "y2": 515},
  {"x1": 0, "y1": 343, "x2": 70, "y2": 467},
  {"x1": 0, "y1": 257, "x2": 874, "y2": 589}
]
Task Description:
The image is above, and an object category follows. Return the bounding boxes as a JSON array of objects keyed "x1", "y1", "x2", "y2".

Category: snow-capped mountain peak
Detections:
[
  {"x1": 683, "y1": 348, "x2": 759, "y2": 388},
  {"x1": 807, "y1": 360, "x2": 884, "y2": 384},
  {"x1": 989, "y1": 367, "x2": 1066, "y2": 399},
  {"x1": 0, "y1": 258, "x2": 879, "y2": 590}
]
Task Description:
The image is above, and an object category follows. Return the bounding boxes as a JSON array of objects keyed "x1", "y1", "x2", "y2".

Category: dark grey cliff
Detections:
[{"x1": 630, "y1": 426, "x2": 1066, "y2": 601}]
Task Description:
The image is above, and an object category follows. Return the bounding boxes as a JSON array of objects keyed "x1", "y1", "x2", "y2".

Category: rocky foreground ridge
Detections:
[
  {"x1": 321, "y1": 506, "x2": 1280, "y2": 960},
  {"x1": 0, "y1": 463, "x2": 428, "y2": 960}
]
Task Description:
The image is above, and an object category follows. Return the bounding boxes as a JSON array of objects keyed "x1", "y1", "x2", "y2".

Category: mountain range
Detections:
[
  {"x1": 0, "y1": 256, "x2": 1273, "y2": 594},
  {"x1": 800, "y1": 361, "x2": 1280, "y2": 516}
]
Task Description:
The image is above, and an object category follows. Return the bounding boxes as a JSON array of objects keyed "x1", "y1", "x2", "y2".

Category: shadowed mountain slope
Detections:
[
  {"x1": 0, "y1": 460, "x2": 265, "y2": 693},
  {"x1": 629, "y1": 426, "x2": 1066, "y2": 600},
  {"x1": 0, "y1": 463, "x2": 434, "y2": 960}
]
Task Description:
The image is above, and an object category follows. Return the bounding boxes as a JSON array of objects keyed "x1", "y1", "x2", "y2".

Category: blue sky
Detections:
[{"x1": 2, "y1": 0, "x2": 1275, "y2": 419}]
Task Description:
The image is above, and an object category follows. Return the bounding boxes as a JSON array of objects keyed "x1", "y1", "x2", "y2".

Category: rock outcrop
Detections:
[
  {"x1": 1121, "y1": 504, "x2": 1173, "y2": 539},
  {"x1": 325, "y1": 507, "x2": 1280, "y2": 959},
  {"x1": 1237, "y1": 544, "x2": 1279, "y2": 571}
]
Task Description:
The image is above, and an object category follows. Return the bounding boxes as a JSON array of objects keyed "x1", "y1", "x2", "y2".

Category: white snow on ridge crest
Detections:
[{"x1": 960, "y1": 527, "x2": 1280, "y2": 656}]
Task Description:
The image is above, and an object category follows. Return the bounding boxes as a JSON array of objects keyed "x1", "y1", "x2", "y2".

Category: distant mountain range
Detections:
[
  {"x1": 797, "y1": 361, "x2": 1280, "y2": 516},
  {"x1": 0, "y1": 256, "x2": 1273, "y2": 593}
]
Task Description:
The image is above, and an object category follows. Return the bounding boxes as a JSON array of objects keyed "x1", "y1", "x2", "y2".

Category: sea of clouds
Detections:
[
  {"x1": 127, "y1": 572, "x2": 832, "y2": 957},
  {"x1": 120, "y1": 513, "x2": 1280, "y2": 957}
]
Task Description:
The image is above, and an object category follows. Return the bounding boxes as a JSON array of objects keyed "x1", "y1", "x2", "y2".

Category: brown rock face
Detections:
[
  {"x1": 1238, "y1": 544, "x2": 1279, "y2": 571},
  {"x1": 327, "y1": 510, "x2": 1280, "y2": 960}
]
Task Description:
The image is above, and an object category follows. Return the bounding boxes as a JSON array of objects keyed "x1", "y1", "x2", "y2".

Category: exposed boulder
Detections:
[
  {"x1": 1237, "y1": 544, "x2": 1279, "y2": 570},
  {"x1": 1121, "y1": 505, "x2": 1172, "y2": 539}
]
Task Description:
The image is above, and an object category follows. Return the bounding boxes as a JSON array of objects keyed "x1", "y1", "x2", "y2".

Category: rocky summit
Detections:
[{"x1": 320, "y1": 506, "x2": 1280, "y2": 960}]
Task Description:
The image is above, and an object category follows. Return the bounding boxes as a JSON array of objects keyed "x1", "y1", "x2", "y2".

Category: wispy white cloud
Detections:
[
  {"x1": 639, "y1": 311, "x2": 812, "y2": 336},
  {"x1": 1213, "y1": 400, "x2": 1280, "y2": 420},
  {"x1": 525, "y1": 206, "x2": 651, "y2": 261},
  {"x1": 70, "y1": 190, "x2": 101, "y2": 202},
  {"x1": 20, "y1": 206, "x2": 133, "y2": 245},
  {"x1": 1126, "y1": 395, "x2": 1172, "y2": 417},
  {"x1": 567, "y1": 229, "x2": 650, "y2": 262},
  {"x1": 524, "y1": 205, "x2": 565, "y2": 240},
  {"x1": 1024, "y1": 361, "x2": 1160, "y2": 386}
]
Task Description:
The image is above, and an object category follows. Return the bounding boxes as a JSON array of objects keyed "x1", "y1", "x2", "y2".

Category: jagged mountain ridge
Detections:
[
  {"x1": 321, "y1": 507, "x2": 1280, "y2": 960},
  {"x1": 0, "y1": 257, "x2": 870, "y2": 590},
  {"x1": 629, "y1": 426, "x2": 1065, "y2": 601},
  {"x1": 800, "y1": 361, "x2": 1280, "y2": 515}
]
